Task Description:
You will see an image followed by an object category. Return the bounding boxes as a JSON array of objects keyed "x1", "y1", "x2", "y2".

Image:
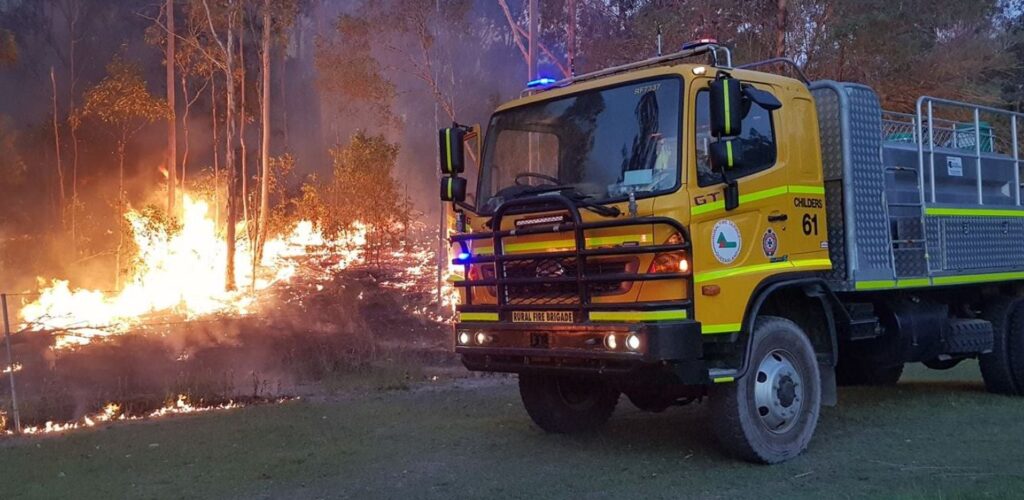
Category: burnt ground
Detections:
[{"x1": 0, "y1": 362, "x2": 1023, "y2": 499}]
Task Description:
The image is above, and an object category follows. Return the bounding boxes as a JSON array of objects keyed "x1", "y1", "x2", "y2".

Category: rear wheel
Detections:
[
  {"x1": 709, "y1": 316, "x2": 821, "y2": 464},
  {"x1": 980, "y1": 297, "x2": 1024, "y2": 396},
  {"x1": 518, "y1": 374, "x2": 619, "y2": 433}
]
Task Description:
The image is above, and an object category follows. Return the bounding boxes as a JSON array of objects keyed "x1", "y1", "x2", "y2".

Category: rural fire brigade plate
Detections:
[{"x1": 511, "y1": 311, "x2": 575, "y2": 323}]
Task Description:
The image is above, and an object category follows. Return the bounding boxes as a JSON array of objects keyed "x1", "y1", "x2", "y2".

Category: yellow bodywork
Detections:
[{"x1": 452, "y1": 63, "x2": 832, "y2": 335}]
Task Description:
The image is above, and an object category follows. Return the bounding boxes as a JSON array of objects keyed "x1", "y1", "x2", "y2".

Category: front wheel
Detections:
[
  {"x1": 518, "y1": 374, "x2": 619, "y2": 433},
  {"x1": 709, "y1": 316, "x2": 822, "y2": 464}
]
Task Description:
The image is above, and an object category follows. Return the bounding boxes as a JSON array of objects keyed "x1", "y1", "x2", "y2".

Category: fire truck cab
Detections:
[{"x1": 437, "y1": 41, "x2": 1024, "y2": 463}]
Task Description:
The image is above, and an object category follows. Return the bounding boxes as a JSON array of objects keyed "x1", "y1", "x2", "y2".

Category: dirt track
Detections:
[{"x1": 1, "y1": 362, "x2": 1024, "y2": 499}]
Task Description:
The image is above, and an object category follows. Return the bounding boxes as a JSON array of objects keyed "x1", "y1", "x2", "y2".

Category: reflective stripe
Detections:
[
  {"x1": 702, "y1": 323, "x2": 741, "y2": 335},
  {"x1": 590, "y1": 310, "x2": 688, "y2": 322},
  {"x1": 926, "y1": 207, "x2": 1024, "y2": 218},
  {"x1": 856, "y1": 278, "x2": 930, "y2": 290},
  {"x1": 694, "y1": 258, "x2": 832, "y2": 284},
  {"x1": 446, "y1": 178, "x2": 453, "y2": 200},
  {"x1": 475, "y1": 234, "x2": 650, "y2": 256},
  {"x1": 444, "y1": 129, "x2": 453, "y2": 173},
  {"x1": 459, "y1": 312, "x2": 499, "y2": 322},
  {"x1": 858, "y1": 272, "x2": 1024, "y2": 289},
  {"x1": 932, "y1": 271, "x2": 1024, "y2": 286},
  {"x1": 691, "y1": 185, "x2": 824, "y2": 216},
  {"x1": 782, "y1": 184, "x2": 823, "y2": 194},
  {"x1": 725, "y1": 141, "x2": 734, "y2": 168},
  {"x1": 713, "y1": 376, "x2": 735, "y2": 383},
  {"x1": 723, "y1": 81, "x2": 732, "y2": 135}
]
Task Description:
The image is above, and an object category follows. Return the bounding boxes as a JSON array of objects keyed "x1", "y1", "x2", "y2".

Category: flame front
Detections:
[
  {"x1": 1, "y1": 395, "x2": 261, "y2": 436},
  {"x1": 18, "y1": 194, "x2": 367, "y2": 348}
]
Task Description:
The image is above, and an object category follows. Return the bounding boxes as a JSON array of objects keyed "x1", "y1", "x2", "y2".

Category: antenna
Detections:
[{"x1": 656, "y1": 25, "x2": 663, "y2": 57}]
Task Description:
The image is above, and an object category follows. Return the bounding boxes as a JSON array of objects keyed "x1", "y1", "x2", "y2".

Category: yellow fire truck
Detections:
[{"x1": 437, "y1": 40, "x2": 1024, "y2": 463}]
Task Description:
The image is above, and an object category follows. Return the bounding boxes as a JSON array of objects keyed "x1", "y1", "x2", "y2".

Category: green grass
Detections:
[{"x1": 2, "y1": 363, "x2": 1024, "y2": 499}]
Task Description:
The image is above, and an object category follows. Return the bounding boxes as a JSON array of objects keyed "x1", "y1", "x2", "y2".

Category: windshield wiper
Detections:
[
  {"x1": 566, "y1": 192, "x2": 622, "y2": 218},
  {"x1": 509, "y1": 184, "x2": 620, "y2": 218}
]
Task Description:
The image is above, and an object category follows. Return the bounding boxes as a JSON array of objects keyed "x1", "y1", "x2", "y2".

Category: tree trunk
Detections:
[
  {"x1": 69, "y1": 1, "x2": 80, "y2": 255},
  {"x1": 257, "y1": 0, "x2": 271, "y2": 264},
  {"x1": 225, "y1": 3, "x2": 238, "y2": 292},
  {"x1": 116, "y1": 139, "x2": 126, "y2": 290},
  {"x1": 212, "y1": 73, "x2": 220, "y2": 228},
  {"x1": 774, "y1": 0, "x2": 788, "y2": 58},
  {"x1": 50, "y1": 67, "x2": 65, "y2": 225},
  {"x1": 166, "y1": 0, "x2": 177, "y2": 216},
  {"x1": 279, "y1": 49, "x2": 288, "y2": 150},
  {"x1": 180, "y1": 73, "x2": 190, "y2": 192},
  {"x1": 239, "y1": 20, "x2": 249, "y2": 229},
  {"x1": 567, "y1": 0, "x2": 576, "y2": 75},
  {"x1": 527, "y1": 0, "x2": 537, "y2": 80}
]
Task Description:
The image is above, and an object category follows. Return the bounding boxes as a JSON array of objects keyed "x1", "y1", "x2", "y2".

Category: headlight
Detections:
[
  {"x1": 457, "y1": 332, "x2": 471, "y2": 345},
  {"x1": 605, "y1": 334, "x2": 618, "y2": 350},
  {"x1": 626, "y1": 334, "x2": 642, "y2": 351},
  {"x1": 648, "y1": 232, "x2": 689, "y2": 274},
  {"x1": 475, "y1": 332, "x2": 492, "y2": 345}
]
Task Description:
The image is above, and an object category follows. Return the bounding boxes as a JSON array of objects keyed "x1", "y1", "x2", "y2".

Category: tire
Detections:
[
  {"x1": 835, "y1": 359, "x2": 904, "y2": 386},
  {"x1": 518, "y1": 374, "x2": 619, "y2": 433},
  {"x1": 980, "y1": 297, "x2": 1024, "y2": 396},
  {"x1": 708, "y1": 316, "x2": 821, "y2": 464}
]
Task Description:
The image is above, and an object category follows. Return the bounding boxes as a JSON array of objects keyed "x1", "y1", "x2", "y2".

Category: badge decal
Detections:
[
  {"x1": 711, "y1": 220, "x2": 742, "y2": 264},
  {"x1": 762, "y1": 228, "x2": 779, "y2": 258}
]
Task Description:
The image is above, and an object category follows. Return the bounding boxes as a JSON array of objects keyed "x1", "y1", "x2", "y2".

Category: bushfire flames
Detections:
[
  {"x1": 17, "y1": 194, "x2": 367, "y2": 349},
  {"x1": 1, "y1": 395, "x2": 270, "y2": 436},
  {"x1": 1, "y1": 191, "x2": 457, "y2": 438}
]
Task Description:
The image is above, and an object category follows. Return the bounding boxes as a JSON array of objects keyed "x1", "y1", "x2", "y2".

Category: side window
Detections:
[{"x1": 695, "y1": 87, "x2": 778, "y2": 187}]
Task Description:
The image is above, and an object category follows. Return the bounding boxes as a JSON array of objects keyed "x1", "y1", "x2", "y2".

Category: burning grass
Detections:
[
  {"x1": 18, "y1": 195, "x2": 367, "y2": 348},
  {"x1": 0, "y1": 193, "x2": 457, "y2": 437},
  {"x1": 2, "y1": 260, "x2": 453, "y2": 436}
]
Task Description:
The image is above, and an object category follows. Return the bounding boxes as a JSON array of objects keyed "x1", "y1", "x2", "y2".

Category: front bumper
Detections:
[{"x1": 455, "y1": 320, "x2": 707, "y2": 384}]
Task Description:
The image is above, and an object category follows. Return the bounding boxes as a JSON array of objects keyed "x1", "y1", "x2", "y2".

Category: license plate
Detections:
[{"x1": 512, "y1": 311, "x2": 574, "y2": 323}]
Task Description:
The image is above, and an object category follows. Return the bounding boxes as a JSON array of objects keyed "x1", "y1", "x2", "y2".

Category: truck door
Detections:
[{"x1": 689, "y1": 79, "x2": 795, "y2": 335}]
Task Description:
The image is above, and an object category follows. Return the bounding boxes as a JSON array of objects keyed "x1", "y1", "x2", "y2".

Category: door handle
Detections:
[{"x1": 768, "y1": 213, "x2": 788, "y2": 223}]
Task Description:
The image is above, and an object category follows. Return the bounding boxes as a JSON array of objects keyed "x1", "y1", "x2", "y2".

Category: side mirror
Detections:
[
  {"x1": 743, "y1": 86, "x2": 782, "y2": 111},
  {"x1": 709, "y1": 76, "x2": 743, "y2": 138},
  {"x1": 709, "y1": 139, "x2": 739, "y2": 172},
  {"x1": 438, "y1": 127, "x2": 466, "y2": 175},
  {"x1": 440, "y1": 176, "x2": 467, "y2": 203}
]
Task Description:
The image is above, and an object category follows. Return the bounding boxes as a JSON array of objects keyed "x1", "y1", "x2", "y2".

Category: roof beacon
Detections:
[
  {"x1": 526, "y1": 77, "x2": 558, "y2": 89},
  {"x1": 681, "y1": 38, "x2": 718, "y2": 51}
]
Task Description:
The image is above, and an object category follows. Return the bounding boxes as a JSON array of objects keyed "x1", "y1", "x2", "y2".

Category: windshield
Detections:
[{"x1": 477, "y1": 77, "x2": 682, "y2": 213}]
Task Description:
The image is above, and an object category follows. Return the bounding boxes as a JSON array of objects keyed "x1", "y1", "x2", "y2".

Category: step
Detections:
[{"x1": 845, "y1": 303, "x2": 881, "y2": 341}]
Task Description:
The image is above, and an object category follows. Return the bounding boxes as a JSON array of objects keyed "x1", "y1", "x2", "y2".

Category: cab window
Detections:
[{"x1": 695, "y1": 87, "x2": 778, "y2": 187}]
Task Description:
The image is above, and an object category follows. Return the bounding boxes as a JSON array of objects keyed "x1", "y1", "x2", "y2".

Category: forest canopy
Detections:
[{"x1": 0, "y1": 0, "x2": 1021, "y2": 291}]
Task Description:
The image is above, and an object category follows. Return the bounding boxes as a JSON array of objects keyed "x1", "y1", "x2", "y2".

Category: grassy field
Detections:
[{"x1": 1, "y1": 362, "x2": 1023, "y2": 499}]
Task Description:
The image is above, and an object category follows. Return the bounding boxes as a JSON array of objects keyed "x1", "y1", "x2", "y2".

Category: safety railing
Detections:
[{"x1": 915, "y1": 96, "x2": 1024, "y2": 206}]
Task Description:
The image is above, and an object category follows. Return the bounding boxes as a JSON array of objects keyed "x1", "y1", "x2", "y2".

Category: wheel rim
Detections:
[{"x1": 753, "y1": 349, "x2": 804, "y2": 434}]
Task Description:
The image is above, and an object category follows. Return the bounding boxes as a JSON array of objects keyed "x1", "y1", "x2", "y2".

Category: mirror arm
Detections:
[
  {"x1": 454, "y1": 200, "x2": 477, "y2": 213},
  {"x1": 720, "y1": 168, "x2": 739, "y2": 211}
]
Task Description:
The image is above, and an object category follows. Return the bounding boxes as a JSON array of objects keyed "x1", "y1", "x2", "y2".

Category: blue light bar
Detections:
[
  {"x1": 456, "y1": 252, "x2": 471, "y2": 262},
  {"x1": 526, "y1": 77, "x2": 557, "y2": 88}
]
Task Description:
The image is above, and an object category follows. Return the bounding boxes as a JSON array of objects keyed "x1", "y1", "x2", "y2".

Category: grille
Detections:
[{"x1": 485, "y1": 257, "x2": 635, "y2": 305}]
